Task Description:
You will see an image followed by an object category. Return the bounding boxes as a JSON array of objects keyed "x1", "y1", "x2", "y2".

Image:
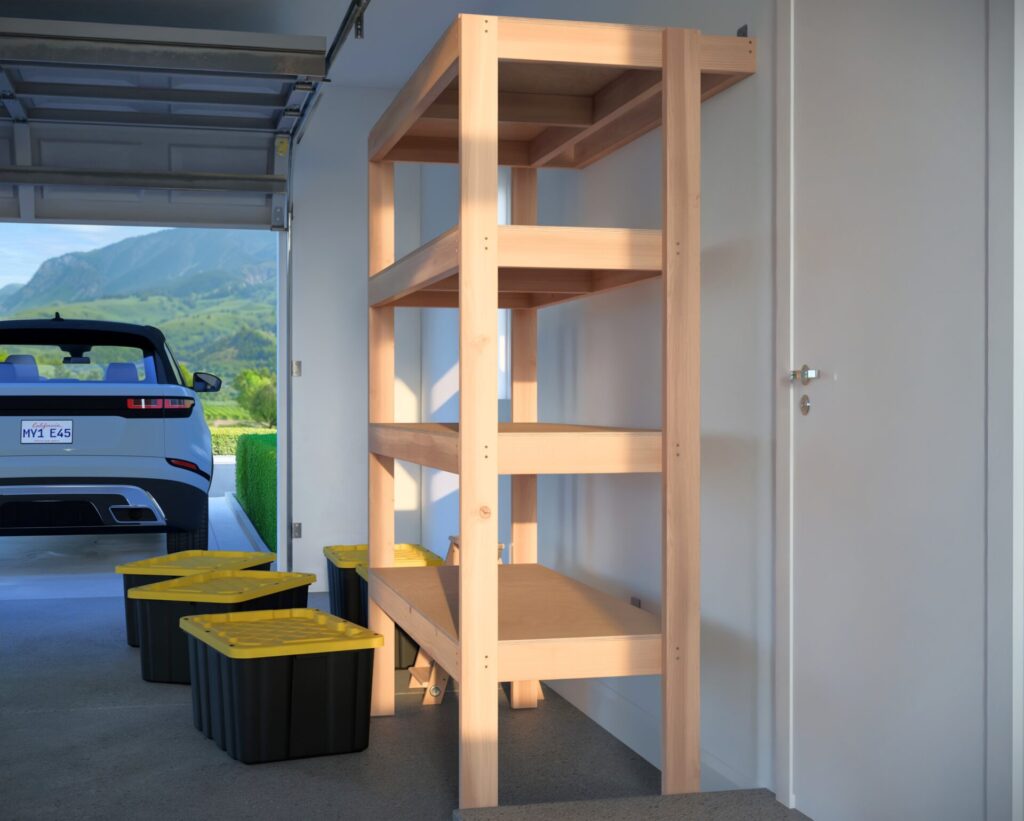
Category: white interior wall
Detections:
[
  {"x1": 417, "y1": 0, "x2": 775, "y2": 790},
  {"x1": 289, "y1": 84, "x2": 422, "y2": 588}
]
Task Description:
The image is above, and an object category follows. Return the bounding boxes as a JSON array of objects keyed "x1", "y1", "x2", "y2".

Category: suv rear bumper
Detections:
[{"x1": 0, "y1": 477, "x2": 207, "y2": 537}]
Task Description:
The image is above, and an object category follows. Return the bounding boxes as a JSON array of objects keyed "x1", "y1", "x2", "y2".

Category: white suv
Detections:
[{"x1": 0, "y1": 316, "x2": 220, "y2": 551}]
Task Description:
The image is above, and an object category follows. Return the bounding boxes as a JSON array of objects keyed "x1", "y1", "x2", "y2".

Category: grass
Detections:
[
  {"x1": 202, "y1": 400, "x2": 256, "y2": 424},
  {"x1": 210, "y1": 425, "x2": 275, "y2": 456},
  {"x1": 236, "y1": 433, "x2": 277, "y2": 550}
]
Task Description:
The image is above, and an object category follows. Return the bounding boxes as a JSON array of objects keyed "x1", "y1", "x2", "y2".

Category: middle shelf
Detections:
[
  {"x1": 368, "y1": 564, "x2": 663, "y2": 683},
  {"x1": 369, "y1": 422, "x2": 662, "y2": 474},
  {"x1": 368, "y1": 224, "x2": 663, "y2": 310}
]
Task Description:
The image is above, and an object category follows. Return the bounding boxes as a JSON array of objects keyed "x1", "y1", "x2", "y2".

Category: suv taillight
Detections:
[
  {"x1": 126, "y1": 397, "x2": 195, "y2": 411},
  {"x1": 126, "y1": 398, "x2": 163, "y2": 410}
]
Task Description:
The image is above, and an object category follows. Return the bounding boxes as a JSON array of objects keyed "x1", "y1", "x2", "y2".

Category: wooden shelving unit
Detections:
[{"x1": 365, "y1": 15, "x2": 756, "y2": 809}]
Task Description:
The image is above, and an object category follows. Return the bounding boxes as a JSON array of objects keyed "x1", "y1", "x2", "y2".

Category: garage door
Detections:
[{"x1": 0, "y1": 17, "x2": 326, "y2": 229}]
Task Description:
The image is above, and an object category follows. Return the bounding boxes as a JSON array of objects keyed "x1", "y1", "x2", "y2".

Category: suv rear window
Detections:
[{"x1": 0, "y1": 343, "x2": 158, "y2": 384}]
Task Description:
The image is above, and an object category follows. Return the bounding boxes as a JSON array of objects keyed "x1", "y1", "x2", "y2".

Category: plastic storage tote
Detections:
[
  {"x1": 323, "y1": 543, "x2": 443, "y2": 668},
  {"x1": 115, "y1": 550, "x2": 275, "y2": 647},
  {"x1": 181, "y1": 608, "x2": 383, "y2": 763},
  {"x1": 128, "y1": 570, "x2": 314, "y2": 684}
]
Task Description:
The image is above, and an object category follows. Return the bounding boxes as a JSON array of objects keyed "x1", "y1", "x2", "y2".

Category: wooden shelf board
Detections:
[
  {"x1": 369, "y1": 422, "x2": 662, "y2": 475},
  {"x1": 369, "y1": 225, "x2": 662, "y2": 308},
  {"x1": 370, "y1": 16, "x2": 755, "y2": 168},
  {"x1": 368, "y1": 564, "x2": 663, "y2": 682}
]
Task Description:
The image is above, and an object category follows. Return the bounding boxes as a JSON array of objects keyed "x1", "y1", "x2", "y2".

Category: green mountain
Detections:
[
  {"x1": 6, "y1": 228, "x2": 275, "y2": 311},
  {"x1": 0, "y1": 282, "x2": 23, "y2": 309},
  {"x1": 0, "y1": 228, "x2": 277, "y2": 395}
]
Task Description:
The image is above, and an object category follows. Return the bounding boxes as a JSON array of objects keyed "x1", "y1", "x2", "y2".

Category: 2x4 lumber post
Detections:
[
  {"x1": 661, "y1": 28, "x2": 702, "y2": 794},
  {"x1": 509, "y1": 167, "x2": 541, "y2": 711},
  {"x1": 368, "y1": 160, "x2": 398, "y2": 718},
  {"x1": 457, "y1": 14, "x2": 501, "y2": 810}
]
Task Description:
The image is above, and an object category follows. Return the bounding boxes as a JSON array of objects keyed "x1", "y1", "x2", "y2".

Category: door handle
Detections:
[{"x1": 789, "y1": 364, "x2": 821, "y2": 386}]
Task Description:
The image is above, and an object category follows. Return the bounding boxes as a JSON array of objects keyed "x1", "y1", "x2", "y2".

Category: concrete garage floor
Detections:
[
  {"x1": 0, "y1": 456, "x2": 801, "y2": 820},
  {"x1": 1, "y1": 591, "x2": 668, "y2": 820},
  {"x1": 0, "y1": 590, "x2": 806, "y2": 821}
]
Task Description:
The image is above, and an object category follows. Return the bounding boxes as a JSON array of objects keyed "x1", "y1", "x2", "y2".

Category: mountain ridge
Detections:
[
  {"x1": 0, "y1": 228, "x2": 277, "y2": 393},
  {"x1": 6, "y1": 227, "x2": 276, "y2": 312}
]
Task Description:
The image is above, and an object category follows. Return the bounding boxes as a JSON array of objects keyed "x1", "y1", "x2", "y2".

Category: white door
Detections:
[{"x1": 784, "y1": 2, "x2": 988, "y2": 819}]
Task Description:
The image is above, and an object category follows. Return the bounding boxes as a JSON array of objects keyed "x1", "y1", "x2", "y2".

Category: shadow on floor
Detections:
[{"x1": 0, "y1": 591, "x2": 668, "y2": 820}]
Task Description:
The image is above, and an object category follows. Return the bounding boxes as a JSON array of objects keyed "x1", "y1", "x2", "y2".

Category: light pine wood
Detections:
[
  {"x1": 424, "y1": 88, "x2": 593, "y2": 128},
  {"x1": 366, "y1": 16, "x2": 756, "y2": 810},
  {"x1": 383, "y1": 136, "x2": 535, "y2": 167},
  {"x1": 370, "y1": 422, "x2": 459, "y2": 473},
  {"x1": 369, "y1": 571, "x2": 461, "y2": 678},
  {"x1": 368, "y1": 19, "x2": 459, "y2": 160},
  {"x1": 425, "y1": 268, "x2": 596, "y2": 294},
  {"x1": 661, "y1": 28, "x2": 702, "y2": 795},
  {"x1": 699, "y1": 33, "x2": 757, "y2": 76},
  {"x1": 367, "y1": 161, "x2": 397, "y2": 718},
  {"x1": 369, "y1": 226, "x2": 459, "y2": 306},
  {"x1": 457, "y1": 14, "x2": 501, "y2": 810},
  {"x1": 499, "y1": 225, "x2": 662, "y2": 270},
  {"x1": 509, "y1": 167, "x2": 541, "y2": 710},
  {"x1": 498, "y1": 18, "x2": 663, "y2": 69},
  {"x1": 376, "y1": 225, "x2": 661, "y2": 306},
  {"x1": 574, "y1": 93, "x2": 661, "y2": 169},
  {"x1": 370, "y1": 564, "x2": 662, "y2": 681},
  {"x1": 368, "y1": 422, "x2": 662, "y2": 475},
  {"x1": 366, "y1": 19, "x2": 756, "y2": 170},
  {"x1": 529, "y1": 69, "x2": 661, "y2": 167},
  {"x1": 510, "y1": 310, "x2": 538, "y2": 424}
]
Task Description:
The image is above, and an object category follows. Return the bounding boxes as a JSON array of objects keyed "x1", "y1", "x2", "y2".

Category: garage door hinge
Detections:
[{"x1": 291, "y1": 522, "x2": 302, "y2": 539}]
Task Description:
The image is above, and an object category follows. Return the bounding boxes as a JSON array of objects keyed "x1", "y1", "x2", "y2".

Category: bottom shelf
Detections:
[{"x1": 368, "y1": 564, "x2": 662, "y2": 683}]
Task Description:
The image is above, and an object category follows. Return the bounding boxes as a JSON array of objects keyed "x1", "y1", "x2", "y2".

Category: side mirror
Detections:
[{"x1": 192, "y1": 372, "x2": 222, "y2": 393}]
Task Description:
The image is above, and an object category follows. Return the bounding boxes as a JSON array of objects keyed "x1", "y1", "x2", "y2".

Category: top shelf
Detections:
[{"x1": 368, "y1": 15, "x2": 757, "y2": 169}]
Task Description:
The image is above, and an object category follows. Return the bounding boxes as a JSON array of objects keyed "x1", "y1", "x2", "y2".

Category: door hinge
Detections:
[
  {"x1": 291, "y1": 522, "x2": 302, "y2": 539},
  {"x1": 291, "y1": 360, "x2": 302, "y2": 377}
]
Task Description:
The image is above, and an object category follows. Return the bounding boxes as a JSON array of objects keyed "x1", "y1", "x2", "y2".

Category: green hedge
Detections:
[
  {"x1": 236, "y1": 433, "x2": 277, "y2": 550},
  {"x1": 210, "y1": 426, "x2": 276, "y2": 456}
]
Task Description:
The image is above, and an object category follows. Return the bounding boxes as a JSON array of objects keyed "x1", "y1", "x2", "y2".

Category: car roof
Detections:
[{"x1": 0, "y1": 316, "x2": 167, "y2": 348}]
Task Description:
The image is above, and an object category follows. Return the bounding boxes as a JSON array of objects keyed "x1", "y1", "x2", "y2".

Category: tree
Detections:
[{"x1": 235, "y1": 368, "x2": 276, "y2": 426}]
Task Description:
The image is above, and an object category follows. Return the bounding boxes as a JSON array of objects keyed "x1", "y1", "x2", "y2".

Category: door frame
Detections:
[
  {"x1": 773, "y1": 0, "x2": 796, "y2": 808},
  {"x1": 772, "y1": 0, "x2": 1023, "y2": 816}
]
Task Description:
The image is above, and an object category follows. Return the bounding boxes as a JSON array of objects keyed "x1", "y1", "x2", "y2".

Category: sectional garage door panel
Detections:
[
  {"x1": 11, "y1": 122, "x2": 281, "y2": 227},
  {"x1": 0, "y1": 18, "x2": 325, "y2": 228}
]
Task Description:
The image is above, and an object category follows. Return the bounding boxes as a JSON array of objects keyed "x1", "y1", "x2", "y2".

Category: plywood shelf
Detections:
[
  {"x1": 369, "y1": 422, "x2": 662, "y2": 475},
  {"x1": 368, "y1": 564, "x2": 663, "y2": 683},
  {"x1": 368, "y1": 16, "x2": 756, "y2": 168},
  {"x1": 368, "y1": 224, "x2": 662, "y2": 309}
]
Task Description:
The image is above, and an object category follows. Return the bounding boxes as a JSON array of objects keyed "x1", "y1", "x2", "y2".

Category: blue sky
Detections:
[{"x1": 0, "y1": 224, "x2": 162, "y2": 290}]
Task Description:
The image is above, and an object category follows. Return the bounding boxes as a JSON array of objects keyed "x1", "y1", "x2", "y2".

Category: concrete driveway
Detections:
[{"x1": 0, "y1": 455, "x2": 260, "y2": 600}]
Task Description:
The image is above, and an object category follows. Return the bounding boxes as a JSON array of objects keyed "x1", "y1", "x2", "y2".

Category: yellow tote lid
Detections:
[
  {"x1": 127, "y1": 570, "x2": 314, "y2": 604},
  {"x1": 323, "y1": 543, "x2": 442, "y2": 569},
  {"x1": 180, "y1": 608, "x2": 383, "y2": 659},
  {"x1": 115, "y1": 550, "x2": 275, "y2": 577}
]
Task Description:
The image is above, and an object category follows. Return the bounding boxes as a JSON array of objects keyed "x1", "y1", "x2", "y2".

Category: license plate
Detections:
[{"x1": 21, "y1": 420, "x2": 73, "y2": 444}]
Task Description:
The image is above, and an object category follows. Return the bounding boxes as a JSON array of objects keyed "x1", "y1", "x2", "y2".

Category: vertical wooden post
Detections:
[
  {"x1": 368, "y1": 159, "x2": 397, "y2": 718},
  {"x1": 509, "y1": 166, "x2": 541, "y2": 710},
  {"x1": 661, "y1": 27, "x2": 702, "y2": 795},
  {"x1": 457, "y1": 14, "x2": 500, "y2": 810}
]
